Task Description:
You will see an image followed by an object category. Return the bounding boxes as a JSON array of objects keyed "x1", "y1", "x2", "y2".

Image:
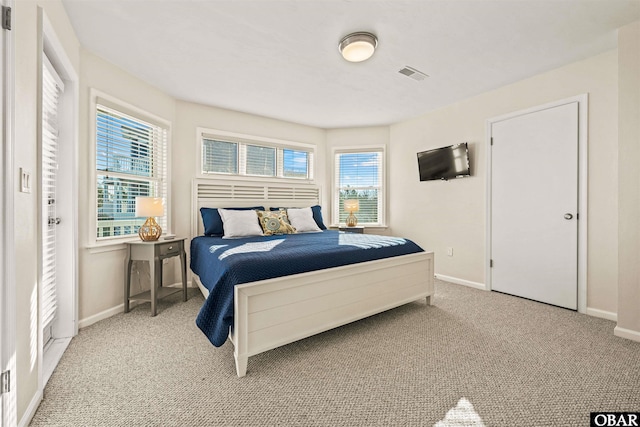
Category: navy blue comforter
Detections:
[{"x1": 190, "y1": 230, "x2": 424, "y2": 346}]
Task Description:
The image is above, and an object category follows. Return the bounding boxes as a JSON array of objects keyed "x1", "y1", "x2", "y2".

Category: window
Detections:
[
  {"x1": 95, "y1": 100, "x2": 168, "y2": 240},
  {"x1": 333, "y1": 148, "x2": 385, "y2": 226},
  {"x1": 202, "y1": 139, "x2": 237, "y2": 174},
  {"x1": 245, "y1": 145, "x2": 275, "y2": 176},
  {"x1": 282, "y1": 149, "x2": 310, "y2": 178},
  {"x1": 200, "y1": 130, "x2": 314, "y2": 180}
]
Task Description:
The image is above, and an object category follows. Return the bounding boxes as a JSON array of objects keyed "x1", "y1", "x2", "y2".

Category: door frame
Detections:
[
  {"x1": 37, "y1": 7, "x2": 79, "y2": 390},
  {"x1": 485, "y1": 94, "x2": 588, "y2": 314}
]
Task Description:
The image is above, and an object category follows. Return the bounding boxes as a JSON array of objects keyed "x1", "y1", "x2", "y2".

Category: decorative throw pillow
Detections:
[
  {"x1": 200, "y1": 206, "x2": 264, "y2": 236},
  {"x1": 218, "y1": 208, "x2": 264, "y2": 238},
  {"x1": 286, "y1": 207, "x2": 322, "y2": 233},
  {"x1": 269, "y1": 205, "x2": 327, "y2": 230},
  {"x1": 257, "y1": 210, "x2": 297, "y2": 236}
]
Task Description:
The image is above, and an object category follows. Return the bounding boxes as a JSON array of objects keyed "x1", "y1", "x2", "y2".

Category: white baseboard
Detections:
[
  {"x1": 586, "y1": 307, "x2": 618, "y2": 322},
  {"x1": 435, "y1": 274, "x2": 487, "y2": 291},
  {"x1": 614, "y1": 326, "x2": 640, "y2": 343},
  {"x1": 435, "y1": 277, "x2": 623, "y2": 325},
  {"x1": 78, "y1": 303, "x2": 129, "y2": 329},
  {"x1": 78, "y1": 282, "x2": 185, "y2": 328},
  {"x1": 18, "y1": 390, "x2": 43, "y2": 427}
]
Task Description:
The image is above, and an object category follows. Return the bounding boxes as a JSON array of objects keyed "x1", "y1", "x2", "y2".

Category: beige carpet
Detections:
[{"x1": 30, "y1": 280, "x2": 640, "y2": 426}]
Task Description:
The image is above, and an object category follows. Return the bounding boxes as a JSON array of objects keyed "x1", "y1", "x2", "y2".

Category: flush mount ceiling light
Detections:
[{"x1": 339, "y1": 32, "x2": 378, "y2": 63}]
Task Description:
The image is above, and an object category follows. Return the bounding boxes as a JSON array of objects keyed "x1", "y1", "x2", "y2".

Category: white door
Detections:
[
  {"x1": 41, "y1": 54, "x2": 63, "y2": 357},
  {"x1": 490, "y1": 102, "x2": 578, "y2": 310}
]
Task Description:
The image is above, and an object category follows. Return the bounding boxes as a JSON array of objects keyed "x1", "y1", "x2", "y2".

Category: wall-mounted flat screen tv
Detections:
[{"x1": 417, "y1": 142, "x2": 471, "y2": 181}]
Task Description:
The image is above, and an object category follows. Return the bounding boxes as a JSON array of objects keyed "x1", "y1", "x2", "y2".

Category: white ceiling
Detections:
[{"x1": 62, "y1": 0, "x2": 640, "y2": 129}]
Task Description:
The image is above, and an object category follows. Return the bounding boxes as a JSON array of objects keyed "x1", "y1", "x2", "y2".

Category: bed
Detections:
[{"x1": 190, "y1": 179, "x2": 435, "y2": 377}]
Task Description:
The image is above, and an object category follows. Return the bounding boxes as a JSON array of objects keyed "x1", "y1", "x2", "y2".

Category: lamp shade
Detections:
[
  {"x1": 344, "y1": 199, "x2": 359, "y2": 213},
  {"x1": 135, "y1": 197, "x2": 164, "y2": 217},
  {"x1": 339, "y1": 32, "x2": 378, "y2": 62}
]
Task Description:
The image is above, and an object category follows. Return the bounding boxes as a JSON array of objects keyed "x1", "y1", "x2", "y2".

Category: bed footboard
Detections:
[{"x1": 231, "y1": 251, "x2": 434, "y2": 377}]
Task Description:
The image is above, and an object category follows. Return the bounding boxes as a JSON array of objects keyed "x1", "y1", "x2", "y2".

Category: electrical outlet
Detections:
[
  {"x1": 20, "y1": 168, "x2": 31, "y2": 193},
  {"x1": 446, "y1": 247, "x2": 453, "y2": 257}
]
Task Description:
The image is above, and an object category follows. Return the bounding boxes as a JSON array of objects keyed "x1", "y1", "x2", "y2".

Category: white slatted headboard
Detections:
[{"x1": 191, "y1": 179, "x2": 321, "y2": 237}]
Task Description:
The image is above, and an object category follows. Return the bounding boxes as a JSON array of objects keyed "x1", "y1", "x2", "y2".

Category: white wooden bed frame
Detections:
[{"x1": 191, "y1": 179, "x2": 435, "y2": 377}]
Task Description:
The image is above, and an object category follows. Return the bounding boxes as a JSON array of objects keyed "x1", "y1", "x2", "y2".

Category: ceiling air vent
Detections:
[{"x1": 398, "y1": 66, "x2": 428, "y2": 81}]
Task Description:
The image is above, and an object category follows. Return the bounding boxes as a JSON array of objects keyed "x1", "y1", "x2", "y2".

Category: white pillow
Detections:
[
  {"x1": 286, "y1": 207, "x2": 321, "y2": 233},
  {"x1": 218, "y1": 208, "x2": 263, "y2": 238}
]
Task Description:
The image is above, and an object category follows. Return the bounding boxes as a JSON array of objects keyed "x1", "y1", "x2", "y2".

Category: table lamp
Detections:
[
  {"x1": 136, "y1": 197, "x2": 163, "y2": 241},
  {"x1": 344, "y1": 199, "x2": 359, "y2": 227}
]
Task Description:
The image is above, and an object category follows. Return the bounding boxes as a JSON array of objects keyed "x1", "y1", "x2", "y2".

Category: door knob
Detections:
[
  {"x1": 564, "y1": 213, "x2": 573, "y2": 220},
  {"x1": 48, "y1": 217, "x2": 61, "y2": 226}
]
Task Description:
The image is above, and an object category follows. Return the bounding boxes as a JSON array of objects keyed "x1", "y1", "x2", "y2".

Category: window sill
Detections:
[
  {"x1": 86, "y1": 234, "x2": 175, "y2": 254},
  {"x1": 85, "y1": 238, "x2": 134, "y2": 254}
]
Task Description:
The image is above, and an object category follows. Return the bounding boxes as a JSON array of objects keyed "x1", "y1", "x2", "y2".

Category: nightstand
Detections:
[
  {"x1": 124, "y1": 237, "x2": 188, "y2": 316},
  {"x1": 339, "y1": 226, "x2": 365, "y2": 234}
]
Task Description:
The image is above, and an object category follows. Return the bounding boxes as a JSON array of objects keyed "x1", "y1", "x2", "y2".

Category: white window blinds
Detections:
[
  {"x1": 201, "y1": 133, "x2": 313, "y2": 180},
  {"x1": 96, "y1": 104, "x2": 168, "y2": 239},
  {"x1": 202, "y1": 139, "x2": 237, "y2": 174},
  {"x1": 334, "y1": 150, "x2": 384, "y2": 225},
  {"x1": 41, "y1": 56, "x2": 63, "y2": 330},
  {"x1": 245, "y1": 145, "x2": 276, "y2": 176}
]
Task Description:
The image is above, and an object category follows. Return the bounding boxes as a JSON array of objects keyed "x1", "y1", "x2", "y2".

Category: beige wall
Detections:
[
  {"x1": 14, "y1": 2, "x2": 40, "y2": 419},
  {"x1": 616, "y1": 21, "x2": 640, "y2": 339},
  {"x1": 389, "y1": 50, "x2": 620, "y2": 314},
  {"x1": 13, "y1": 0, "x2": 80, "y2": 422}
]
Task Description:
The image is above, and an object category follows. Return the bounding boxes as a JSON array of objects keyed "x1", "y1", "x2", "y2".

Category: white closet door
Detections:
[{"x1": 490, "y1": 102, "x2": 578, "y2": 310}]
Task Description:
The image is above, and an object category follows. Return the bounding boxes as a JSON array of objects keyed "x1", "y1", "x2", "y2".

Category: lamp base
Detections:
[
  {"x1": 139, "y1": 217, "x2": 162, "y2": 241},
  {"x1": 346, "y1": 213, "x2": 358, "y2": 227}
]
